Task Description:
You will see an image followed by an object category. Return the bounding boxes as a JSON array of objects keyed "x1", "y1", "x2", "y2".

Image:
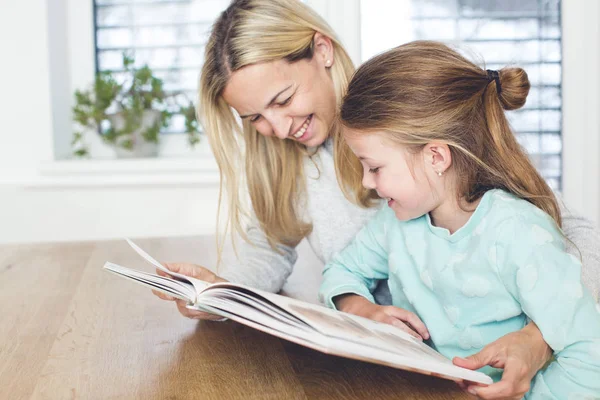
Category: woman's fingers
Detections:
[
  {"x1": 156, "y1": 268, "x2": 170, "y2": 278},
  {"x1": 151, "y1": 289, "x2": 176, "y2": 301},
  {"x1": 453, "y1": 331, "x2": 540, "y2": 400},
  {"x1": 469, "y1": 380, "x2": 526, "y2": 400},
  {"x1": 384, "y1": 306, "x2": 430, "y2": 340},
  {"x1": 467, "y1": 358, "x2": 530, "y2": 400},
  {"x1": 453, "y1": 352, "x2": 496, "y2": 371},
  {"x1": 175, "y1": 300, "x2": 224, "y2": 321},
  {"x1": 151, "y1": 262, "x2": 227, "y2": 320},
  {"x1": 158, "y1": 262, "x2": 228, "y2": 284}
]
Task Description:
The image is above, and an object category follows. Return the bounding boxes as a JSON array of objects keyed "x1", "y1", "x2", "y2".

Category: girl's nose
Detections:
[{"x1": 362, "y1": 172, "x2": 376, "y2": 190}]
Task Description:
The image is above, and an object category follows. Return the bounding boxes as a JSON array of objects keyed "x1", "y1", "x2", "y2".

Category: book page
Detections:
[
  {"x1": 125, "y1": 238, "x2": 209, "y2": 294},
  {"x1": 202, "y1": 286, "x2": 454, "y2": 361},
  {"x1": 103, "y1": 262, "x2": 196, "y2": 302},
  {"x1": 194, "y1": 289, "x2": 492, "y2": 385},
  {"x1": 198, "y1": 288, "x2": 311, "y2": 330}
]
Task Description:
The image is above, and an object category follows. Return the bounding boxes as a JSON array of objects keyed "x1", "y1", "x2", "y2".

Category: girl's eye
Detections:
[
  {"x1": 250, "y1": 115, "x2": 261, "y2": 123},
  {"x1": 369, "y1": 167, "x2": 380, "y2": 174}
]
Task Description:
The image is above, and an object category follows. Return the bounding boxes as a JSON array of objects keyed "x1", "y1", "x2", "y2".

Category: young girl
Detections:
[{"x1": 320, "y1": 41, "x2": 600, "y2": 398}]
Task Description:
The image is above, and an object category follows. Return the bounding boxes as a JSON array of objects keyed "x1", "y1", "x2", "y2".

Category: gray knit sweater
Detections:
[{"x1": 221, "y1": 139, "x2": 600, "y2": 303}]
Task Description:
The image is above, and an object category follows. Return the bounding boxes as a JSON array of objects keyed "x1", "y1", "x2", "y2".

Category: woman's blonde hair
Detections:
[
  {"x1": 338, "y1": 40, "x2": 561, "y2": 226},
  {"x1": 200, "y1": 0, "x2": 369, "y2": 261}
]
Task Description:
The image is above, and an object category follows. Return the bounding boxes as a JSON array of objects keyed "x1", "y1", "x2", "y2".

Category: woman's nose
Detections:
[{"x1": 268, "y1": 114, "x2": 292, "y2": 139}]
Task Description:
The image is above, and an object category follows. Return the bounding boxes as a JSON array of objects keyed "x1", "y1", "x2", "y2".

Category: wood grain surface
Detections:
[{"x1": 0, "y1": 237, "x2": 469, "y2": 399}]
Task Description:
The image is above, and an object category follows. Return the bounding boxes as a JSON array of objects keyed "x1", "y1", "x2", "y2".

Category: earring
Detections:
[
  {"x1": 437, "y1": 171, "x2": 443, "y2": 177},
  {"x1": 325, "y1": 59, "x2": 331, "y2": 67}
]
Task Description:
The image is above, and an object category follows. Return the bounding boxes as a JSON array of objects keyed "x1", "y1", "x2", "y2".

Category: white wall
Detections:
[
  {"x1": 562, "y1": 0, "x2": 600, "y2": 224},
  {"x1": 0, "y1": 1, "x2": 220, "y2": 244},
  {"x1": 0, "y1": 1, "x2": 54, "y2": 181}
]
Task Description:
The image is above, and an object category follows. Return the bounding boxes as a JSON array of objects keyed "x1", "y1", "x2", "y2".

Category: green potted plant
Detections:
[{"x1": 71, "y1": 52, "x2": 200, "y2": 158}]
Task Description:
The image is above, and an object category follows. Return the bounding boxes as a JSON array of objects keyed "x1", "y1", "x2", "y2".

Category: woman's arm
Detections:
[
  {"x1": 219, "y1": 219, "x2": 299, "y2": 293},
  {"x1": 557, "y1": 193, "x2": 600, "y2": 302}
]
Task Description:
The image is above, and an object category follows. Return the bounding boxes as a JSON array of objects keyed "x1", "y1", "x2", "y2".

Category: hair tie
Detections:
[{"x1": 486, "y1": 69, "x2": 502, "y2": 94}]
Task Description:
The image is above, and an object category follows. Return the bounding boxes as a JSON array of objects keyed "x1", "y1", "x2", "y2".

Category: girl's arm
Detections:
[
  {"x1": 319, "y1": 207, "x2": 392, "y2": 308},
  {"x1": 557, "y1": 193, "x2": 600, "y2": 302},
  {"x1": 495, "y1": 214, "x2": 600, "y2": 399}
]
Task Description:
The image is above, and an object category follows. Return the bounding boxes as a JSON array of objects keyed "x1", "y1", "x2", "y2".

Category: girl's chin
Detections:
[{"x1": 391, "y1": 205, "x2": 419, "y2": 222}]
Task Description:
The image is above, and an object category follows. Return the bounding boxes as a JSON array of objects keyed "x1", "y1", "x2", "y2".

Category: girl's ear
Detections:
[
  {"x1": 424, "y1": 142, "x2": 452, "y2": 176},
  {"x1": 313, "y1": 32, "x2": 334, "y2": 68}
]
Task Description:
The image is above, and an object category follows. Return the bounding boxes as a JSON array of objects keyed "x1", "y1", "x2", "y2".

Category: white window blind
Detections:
[
  {"x1": 361, "y1": 0, "x2": 562, "y2": 190},
  {"x1": 94, "y1": 0, "x2": 232, "y2": 135}
]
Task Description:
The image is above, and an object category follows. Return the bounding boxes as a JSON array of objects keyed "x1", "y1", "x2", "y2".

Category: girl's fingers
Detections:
[
  {"x1": 383, "y1": 317, "x2": 423, "y2": 340},
  {"x1": 385, "y1": 307, "x2": 430, "y2": 340}
]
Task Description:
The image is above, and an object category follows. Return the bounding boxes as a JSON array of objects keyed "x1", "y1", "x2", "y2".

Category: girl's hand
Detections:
[
  {"x1": 334, "y1": 294, "x2": 430, "y2": 340},
  {"x1": 152, "y1": 262, "x2": 228, "y2": 321},
  {"x1": 452, "y1": 322, "x2": 552, "y2": 399}
]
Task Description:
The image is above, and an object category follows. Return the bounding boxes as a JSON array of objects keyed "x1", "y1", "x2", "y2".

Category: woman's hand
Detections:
[
  {"x1": 334, "y1": 294, "x2": 430, "y2": 340},
  {"x1": 152, "y1": 262, "x2": 228, "y2": 321},
  {"x1": 453, "y1": 322, "x2": 552, "y2": 399}
]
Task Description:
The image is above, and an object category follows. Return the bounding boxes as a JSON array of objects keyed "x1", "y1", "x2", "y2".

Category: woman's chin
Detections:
[{"x1": 304, "y1": 128, "x2": 328, "y2": 147}]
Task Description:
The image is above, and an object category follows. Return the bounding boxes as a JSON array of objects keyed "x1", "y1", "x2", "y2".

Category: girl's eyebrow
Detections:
[{"x1": 239, "y1": 85, "x2": 293, "y2": 119}]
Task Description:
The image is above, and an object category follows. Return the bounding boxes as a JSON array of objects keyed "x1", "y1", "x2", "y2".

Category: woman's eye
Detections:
[
  {"x1": 278, "y1": 96, "x2": 292, "y2": 106},
  {"x1": 250, "y1": 115, "x2": 261, "y2": 123},
  {"x1": 369, "y1": 167, "x2": 380, "y2": 174}
]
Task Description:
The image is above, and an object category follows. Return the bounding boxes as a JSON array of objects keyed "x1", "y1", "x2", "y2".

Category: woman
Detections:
[{"x1": 154, "y1": 0, "x2": 600, "y2": 397}]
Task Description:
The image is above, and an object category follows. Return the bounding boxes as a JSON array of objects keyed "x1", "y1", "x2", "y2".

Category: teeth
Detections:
[{"x1": 293, "y1": 115, "x2": 312, "y2": 138}]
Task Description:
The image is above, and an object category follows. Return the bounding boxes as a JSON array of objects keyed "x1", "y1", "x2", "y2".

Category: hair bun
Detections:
[{"x1": 497, "y1": 68, "x2": 530, "y2": 111}]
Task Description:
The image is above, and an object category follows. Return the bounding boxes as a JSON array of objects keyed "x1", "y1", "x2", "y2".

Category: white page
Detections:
[
  {"x1": 103, "y1": 261, "x2": 196, "y2": 302},
  {"x1": 125, "y1": 238, "x2": 209, "y2": 294},
  {"x1": 201, "y1": 288, "x2": 311, "y2": 330},
  {"x1": 196, "y1": 296, "x2": 492, "y2": 385}
]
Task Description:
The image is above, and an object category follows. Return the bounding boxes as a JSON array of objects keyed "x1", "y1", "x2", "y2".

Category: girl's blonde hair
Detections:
[
  {"x1": 338, "y1": 40, "x2": 561, "y2": 226},
  {"x1": 200, "y1": 0, "x2": 370, "y2": 261}
]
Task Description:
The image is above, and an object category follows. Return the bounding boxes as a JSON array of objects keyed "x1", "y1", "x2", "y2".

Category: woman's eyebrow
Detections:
[{"x1": 239, "y1": 85, "x2": 293, "y2": 119}]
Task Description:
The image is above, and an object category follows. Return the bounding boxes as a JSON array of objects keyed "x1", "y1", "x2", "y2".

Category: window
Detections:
[
  {"x1": 93, "y1": 0, "x2": 231, "y2": 150},
  {"x1": 360, "y1": 0, "x2": 562, "y2": 190}
]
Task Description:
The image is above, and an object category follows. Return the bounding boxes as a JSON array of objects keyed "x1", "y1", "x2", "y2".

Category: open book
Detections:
[{"x1": 103, "y1": 239, "x2": 493, "y2": 386}]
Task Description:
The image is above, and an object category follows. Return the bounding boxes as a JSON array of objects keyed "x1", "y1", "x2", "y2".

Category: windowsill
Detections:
[{"x1": 26, "y1": 156, "x2": 220, "y2": 188}]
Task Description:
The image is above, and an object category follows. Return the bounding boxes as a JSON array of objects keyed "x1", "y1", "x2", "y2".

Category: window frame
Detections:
[
  {"x1": 40, "y1": 0, "x2": 600, "y2": 224},
  {"x1": 37, "y1": 0, "x2": 218, "y2": 187}
]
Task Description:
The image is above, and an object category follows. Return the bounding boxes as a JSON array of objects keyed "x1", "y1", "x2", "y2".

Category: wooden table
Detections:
[{"x1": 0, "y1": 236, "x2": 469, "y2": 399}]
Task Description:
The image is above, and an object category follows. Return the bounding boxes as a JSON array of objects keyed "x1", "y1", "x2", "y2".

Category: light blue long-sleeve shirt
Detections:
[{"x1": 319, "y1": 189, "x2": 600, "y2": 399}]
